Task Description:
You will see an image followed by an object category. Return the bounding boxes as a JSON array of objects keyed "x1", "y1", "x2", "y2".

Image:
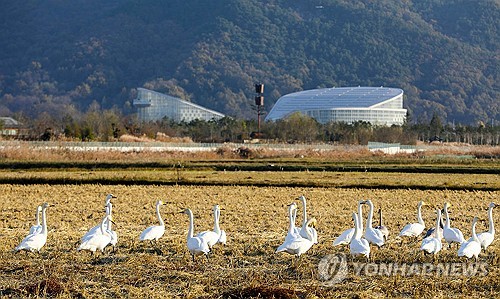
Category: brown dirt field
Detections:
[{"x1": 0, "y1": 184, "x2": 498, "y2": 298}]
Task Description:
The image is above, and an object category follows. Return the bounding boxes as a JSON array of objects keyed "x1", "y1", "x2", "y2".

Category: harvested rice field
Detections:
[{"x1": 0, "y1": 182, "x2": 498, "y2": 298}]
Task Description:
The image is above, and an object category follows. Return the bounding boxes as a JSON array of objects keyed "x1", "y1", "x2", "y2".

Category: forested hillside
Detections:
[{"x1": 0, "y1": 0, "x2": 498, "y2": 125}]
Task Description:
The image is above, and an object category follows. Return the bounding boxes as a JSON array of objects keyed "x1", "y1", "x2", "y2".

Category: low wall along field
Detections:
[{"x1": 0, "y1": 184, "x2": 498, "y2": 298}]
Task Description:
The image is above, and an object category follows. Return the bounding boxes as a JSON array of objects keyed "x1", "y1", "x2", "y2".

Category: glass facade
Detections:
[
  {"x1": 265, "y1": 87, "x2": 407, "y2": 126},
  {"x1": 133, "y1": 88, "x2": 225, "y2": 122}
]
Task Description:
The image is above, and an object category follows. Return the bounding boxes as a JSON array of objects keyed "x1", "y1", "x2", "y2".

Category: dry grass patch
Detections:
[{"x1": 0, "y1": 184, "x2": 498, "y2": 298}]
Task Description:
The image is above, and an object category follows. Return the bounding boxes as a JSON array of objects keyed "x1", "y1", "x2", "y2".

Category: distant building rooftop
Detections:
[
  {"x1": 265, "y1": 86, "x2": 407, "y2": 126},
  {"x1": 0, "y1": 117, "x2": 20, "y2": 127},
  {"x1": 133, "y1": 88, "x2": 225, "y2": 122}
]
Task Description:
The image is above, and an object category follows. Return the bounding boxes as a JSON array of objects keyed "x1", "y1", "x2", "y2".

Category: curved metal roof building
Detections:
[{"x1": 265, "y1": 87, "x2": 406, "y2": 126}]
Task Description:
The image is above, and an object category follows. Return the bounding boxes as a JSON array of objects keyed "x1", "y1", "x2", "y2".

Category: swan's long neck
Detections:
[
  {"x1": 288, "y1": 206, "x2": 295, "y2": 234},
  {"x1": 41, "y1": 206, "x2": 47, "y2": 235},
  {"x1": 100, "y1": 216, "x2": 107, "y2": 234},
  {"x1": 357, "y1": 202, "x2": 364, "y2": 232},
  {"x1": 292, "y1": 208, "x2": 297, "y2": 228},
  {"x1": 300, "y1": 197, "x2": 308, "y2": 226},
  {"x1": 187, "y1": 210, "x2": 194, "y2": 239},
  {"x1": 488, "y1": 206, "x2": 494, "y2": 234},
  {"x1": 417, "y1": 203, "x2": 425, "y2": 226},
  {"x1": 35, "y1": 207, "x2": 41, "y2": 226},
  {"x1": 435, "y1": 210, "x2": 441, "y2": 239},
  {"x1": 472, "y1": 218, "x2": 479, "y2": 242},
  {"x1": 444, "y1": 205, "x2": 450, "y2": 228},
  {"x1": 157, "y1": 203, "x2": 164, "y2": 227},
  {"x1": 304, "y1": 218, "x2": 314, "y2": 240},
  {"x1": 213, "y1": 207, "x2": 220, "y2": 234},
  {"x1": 106, "y1": 217, "x2": 113, "y2": 231},
  {"x1": 353, "y1": 213, "x2": 360, "y2": 239},
  {"x1": 106, "y1": 203, "x2": 113, "y2": 216},
  {"x1": 367, "y1": 201, "x2": 374, "y2": 228}
]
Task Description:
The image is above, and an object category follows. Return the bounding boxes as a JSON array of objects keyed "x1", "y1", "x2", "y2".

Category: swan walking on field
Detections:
[
  {"x1": 333, "y1": 200, "x2": 365, "y2": 246},
  {"x1": 296, "y1": 195, "x2": 318, "y2": 243},
  {"x1": 364, "y1": 200, "x2": 385, "y2": 247},
  {"x1": 78, "y1": 215, "x2": 114, "y2": 255},
  {"x1": 15, "y1": 202, "x2": 49, "y2": 253},
  {"x1": 443, "y1": 202, "x2": 465, "y2": 249},
  {"x1": 458, "y1": 216, "x2": 481, "y2": 260},
  {"x1": 181, "y1": 208, "x2": 210, "y2": 262},
  {"x1": 350, "y1": 212, "x2": 370, "y2": 261},
  {"x1": 139, "y1": 200, "x2": 166, "y2": 246},
  {"x1": 399, "y1": 201, "x2": 427, "y2": 240},
  {"x1": 420, "y1": 209, "x2": 443, "y2": 258},
  {"x1": 474, "y1": 202, "x2": 496, "y2": 251},
  {"x1": 197, "y1": 205, "x2": 226, "y2": 248},
  {"x1": 80, "y1": 194, "x2": 116, "y2": 242},
  {"x1": 276, "y1": 218, "x2": 316, "y2": 257}
]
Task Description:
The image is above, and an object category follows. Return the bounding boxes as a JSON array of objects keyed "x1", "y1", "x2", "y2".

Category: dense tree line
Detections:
[
  {"x1": 0, "y1": 0, "x2": 498, "y2": 127},
  {"x1": 6, "y1": 107, "x2": 499, "y2": 146}
]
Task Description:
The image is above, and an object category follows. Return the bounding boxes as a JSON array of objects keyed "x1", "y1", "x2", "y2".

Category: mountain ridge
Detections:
[{"x1": 0, "y1": 0, "x2": 498, "y2": 125}]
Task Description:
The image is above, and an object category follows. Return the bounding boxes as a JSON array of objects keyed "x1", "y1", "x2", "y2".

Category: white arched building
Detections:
[{"x1": 265, "y1": 87, "x2": 406, "y2": 126}]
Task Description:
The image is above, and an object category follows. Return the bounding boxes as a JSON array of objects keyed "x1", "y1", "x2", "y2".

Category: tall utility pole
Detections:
[{"x1": 255, "y1": 83, "x2": 264, "y2": 137}]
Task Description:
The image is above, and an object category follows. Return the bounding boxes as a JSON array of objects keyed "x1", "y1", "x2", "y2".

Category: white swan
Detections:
[
  {"x1": 284, "y1": 203, "x2": 300, "y2": 242},
  {"x1": 276, "y1": 218, "x2": 316, "y2": 257},
  {"x1": 81, "y1": 202, "x2": 112, "y2": 243},
  {"x1": 424, "y1": 209, "x2": 444, "y2": 239},
  {"x1": 475, "y1": 202, "x2": 496, "y2": 251},
  {"x1": 197, "y1": 205, "x2": 225, "y2": 248},
  {"x1": 443, "y1": 202, "x2": 465, "y2": 248},
  {"x1": 106, "y1": 202, "x2": 118, "y2": 251},
  {"x1": 78, "y1": 215, "x2": 113, "y2": 254},
  {"x1": 15, "y1": 202, "x2": 49, "y2": 253},
  {"x1": 333, "y1": 200, "x2": 364, "y2": 246},
  {"x1": 349, "y1": 212, "x2": 370, "y2": 260},
  {"x1": 420, "y1": 209, "x2": 443, "y2": 256},
  {"x1": 139, "y1": 200, "x2": 165, "y2": 244},
  {"x1": 374, "y1": 208, "x2": 389, "y2": 241},
  {"x1": 364, "y1": 200, "x2": 385, "y2": 247},
  {"x1": 28, "y1": 205, "x2": 43, "y2": 235},
  {"x1": 399, "y1": 201, "x2": 426, "y2": 238},
  {"x1": 181, "y1": 208, "x2": 210, "y2": 261},
  {"x1": 215, "y1": 205, "x2": 227, "y2": 245},
  {"x1": 296, "y1": 195, "x2": 318, "y2": 244},
  {"x1": 80, "y1": 194, "x2": 116, "y2": 242},
  {"x1": 458, "y1": 216, "x2": 481, "y2": 260}
]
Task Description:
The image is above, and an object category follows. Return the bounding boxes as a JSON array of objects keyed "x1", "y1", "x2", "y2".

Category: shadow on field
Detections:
[
  {"x1": 222, "y1": 285, "x2": 306, "y2": 299},
  {"x1": 91, "y1": 255, "x2": 127, "y2": 265}
]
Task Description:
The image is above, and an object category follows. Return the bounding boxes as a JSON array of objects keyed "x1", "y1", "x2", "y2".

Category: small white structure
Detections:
[
  {"x1": 368, "y1": 142, "x2": 417, "y2": 154},
  {"x1": 0, "y1": 117, "x2": 21, "y2": 136}
]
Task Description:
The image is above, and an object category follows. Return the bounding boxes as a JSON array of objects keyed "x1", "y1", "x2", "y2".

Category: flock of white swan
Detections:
[{"x1": 13, "y1": 194, "x2": 496, "y2": 262}]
